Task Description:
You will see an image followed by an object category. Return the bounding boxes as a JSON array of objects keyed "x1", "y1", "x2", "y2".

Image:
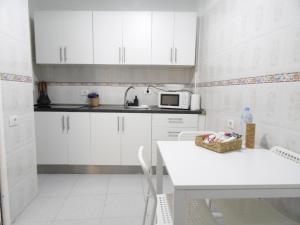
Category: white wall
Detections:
[
  {"x1": 0, "y1": 0, "x2": 38, "y2": 222},
  {"x1": 196, "y1": 0, "x2": 300, "y2": 221}
]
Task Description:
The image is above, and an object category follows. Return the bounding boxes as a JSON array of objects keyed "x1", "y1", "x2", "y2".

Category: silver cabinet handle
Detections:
[
  {"x1": 175, "y1": 48, "x2": 178, "y2": 63},
  {"x1": 170, "y1": 48, "x2": 173, "y2": 63},
  {"x1": 167, "y1": 131, "x2": 181, "y2": 137},
  {"x1": 59, "y1": 47, "x2": 63, "y2": 63},
  {"x1": 119, "y1": 47, "x2": 122, "y2": 64},
  {"x1": 168, "y1": 118, "x2": 183, "y2": 123},
  {"x1": 64, "y1": 46, "x2": 67, "y2": 63},
  {"x1": 123, "y1": 47, "x2": 126, "y2": 64},
  {"x1": 122, "y1": 116, "x2": 125, "y2": 132},
  {"x1": 62, "y1": 115, "x2": 65, "y2": 131},
  {"x1": 67, "y1": 115, "x2": 70, "y2": 132},
  {"x1": 117, "y1": 116, "x2": 120, "y2": 132}
]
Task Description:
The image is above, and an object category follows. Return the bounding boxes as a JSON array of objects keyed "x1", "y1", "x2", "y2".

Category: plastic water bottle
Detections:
[{"x1": 240, "y1": 107, "x2": 253, "y2": 137}]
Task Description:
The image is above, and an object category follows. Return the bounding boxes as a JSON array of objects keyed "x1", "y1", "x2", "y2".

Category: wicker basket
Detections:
[
  {"x1": 195, "y1": 135, "x2": 242, "y2": 153},
  {"x1": 89, "y1": 97, "x2": 100, "y2": 107}
]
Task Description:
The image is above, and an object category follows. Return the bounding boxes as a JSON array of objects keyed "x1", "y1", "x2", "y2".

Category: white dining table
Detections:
[{"x1": 156, "y1": 141, "x2": 300, "y2": 225}]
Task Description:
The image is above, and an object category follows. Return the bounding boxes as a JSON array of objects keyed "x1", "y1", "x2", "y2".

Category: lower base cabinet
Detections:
[
  {"x1": 35, "y1": 112, "x2": 90, "y2": 165},
  {"x1": 35, "y1": 112, "x2": 69, "y2": 164},
  {"x1": 35, "y1": 112, "x2": 204, "y2": 167},
  {"x1": 90, "y1": 113, "x2": 151, "y2": 165}
]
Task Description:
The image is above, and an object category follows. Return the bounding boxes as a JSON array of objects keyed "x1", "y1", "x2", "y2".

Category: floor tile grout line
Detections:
[
  {"x1": 51, "y1": 174, "x2": 81, "y2": 222},
  {"x1": 97, "y1": 174, "x2": 111, "y2": 221}
]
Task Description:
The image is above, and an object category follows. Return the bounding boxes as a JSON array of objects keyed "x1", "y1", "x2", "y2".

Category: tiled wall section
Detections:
[
  {"x1": 196, "y1": 0, "x2": 300, "y2": 221},
  {"x1": 35, "y1": 65, "x2": 195, "y2": 84},
  {"x1": 35, "y1": 83, "x2": 192, "y2": 105},
  {"x1": 0, "y1": 0, "x2": 37, "y2": 221},
  {"x1": 1, "y1": 80, "x2": 37, "y2": 220}
]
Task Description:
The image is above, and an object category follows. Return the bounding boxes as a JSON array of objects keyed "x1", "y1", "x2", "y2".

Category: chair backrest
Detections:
[
  {"x1": 178, "y1": 131, "x2": 214, "y2": 141},
  {"x1": 271, "y1": 146, "x2": 300, "y2": 164},
  {"x1": 138, "y1": 146, "x2": 157, "y2": 225}
]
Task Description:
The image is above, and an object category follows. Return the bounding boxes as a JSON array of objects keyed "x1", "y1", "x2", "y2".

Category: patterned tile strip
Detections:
[
  {"x1": 36, "y1": 82, "x2": 191, "y2": 88},
  {"x1": 197, "y1": 72, "x2": 300, "y2": 87},
  {"x1": 0, "y1": 73, "x2": 33, "y2": 83}
]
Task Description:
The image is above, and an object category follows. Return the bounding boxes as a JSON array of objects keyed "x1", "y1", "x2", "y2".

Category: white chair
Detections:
[
  {"x1": 178, "y1": 131, "x2": 214, "y2": 141},
  {"x1": 138, "y1": 146, "x2": 219, "y2": 225},
  {"x1": 213, "y1": 146, "x2": 300, "y2": 225}
]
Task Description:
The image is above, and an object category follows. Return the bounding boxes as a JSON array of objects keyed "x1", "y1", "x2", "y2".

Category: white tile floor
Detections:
[{"x1": 13, "y1": 174, "x2": 173, "y2": 225}]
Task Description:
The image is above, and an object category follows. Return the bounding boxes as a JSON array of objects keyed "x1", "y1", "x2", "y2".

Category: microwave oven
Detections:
[{"x1": 158, "y1": 92, "x2": 191, "y2": 109}]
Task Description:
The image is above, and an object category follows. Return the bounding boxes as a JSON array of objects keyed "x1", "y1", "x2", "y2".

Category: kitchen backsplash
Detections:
[
  {"x1": 35, "y1": 65, "x2": 195, "y2": 84},
  {"x1": 196, "y1": 0, "x2": 300, "y2": 220},
  {"x1": 35, "y1": 83, "x2": 193, "y2": 106}
]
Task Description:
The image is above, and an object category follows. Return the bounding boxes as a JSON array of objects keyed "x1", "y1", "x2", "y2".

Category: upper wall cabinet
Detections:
[
  {"x1": 93, "y1": 11, "x2": 151, "y2": 65},
  {"x1": 34, "y1": 11, "x2": 197, "y2": 66},
  {"x1": 152, "y1": 12, "x2": 197, "y2": 66},
  {"x1": 34, "y1": 11, "x2": 93, "y2": 64}
]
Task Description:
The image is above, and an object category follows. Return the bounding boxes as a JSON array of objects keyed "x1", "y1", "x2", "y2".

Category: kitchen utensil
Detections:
[{"x1": 37, "y1": 81, "x2": 51, "y2": 106}]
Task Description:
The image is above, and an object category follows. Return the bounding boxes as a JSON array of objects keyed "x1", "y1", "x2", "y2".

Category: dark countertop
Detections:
[{"x1": 34, "y1": 104, "x2": 205, "y2": 115}]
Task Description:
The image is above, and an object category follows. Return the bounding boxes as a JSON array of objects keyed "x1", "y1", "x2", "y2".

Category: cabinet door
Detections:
[
  {"x1": 35, "y1": 112, "x2": 68, "y2": 164},
  {"x1": 121, "y1": 113, "x2": 151, "y2": 165},
  {"x1": 34, "y1": 11, "x2": 93, "y2": 64},
  {"x1": 122, "y1": 12, "x2": 151, "y2": 65},
  {"x1": 62, "y1": 11, "x2": 93, "y2": 64},
  {"x1": 34, "y1": 11, "x2": 64, "y2": 64},
  {"x1": 151, "y1": 12, "x2": 174, "y2": 65},
  {"x1": 90, "y1": 113, "x2": 121, "y2": 165},
  {"x1": 173, "y1": 12, "x2": 197, "y2": 66},
  {"x1": 68, "y1": 113, "x2": 91, "y2": 165},
  {"x1": 93, "y1": 12, "x2": 123, "y2": 64}
]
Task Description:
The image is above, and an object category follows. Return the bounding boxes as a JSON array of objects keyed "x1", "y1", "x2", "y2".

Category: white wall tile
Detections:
[
  {"x1": 0, "y1": 0, "x2": 36, "y2": 222},
  {"x1": 197, "y1": 0, "x2": 300, "y2": 220}
]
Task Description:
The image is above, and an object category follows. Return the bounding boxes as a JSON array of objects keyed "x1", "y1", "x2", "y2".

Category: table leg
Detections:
[
  {"x1": 173, "y1": 190, "x2": 186, "y2": 225},
  {"x1": 156, "y1": 146, "x2": 163, "y2": 194}
]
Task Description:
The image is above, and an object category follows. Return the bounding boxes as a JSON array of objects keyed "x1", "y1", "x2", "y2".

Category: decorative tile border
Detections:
[
  {"x1": 35, "y1": 82, "x2": 191, "y2": 88},
  {"x1": 0, "y1": 73, "x2": 33, "y2": 83},
  {"x1": 197, "y1": 72, "x2": 300, "y2": 87}
]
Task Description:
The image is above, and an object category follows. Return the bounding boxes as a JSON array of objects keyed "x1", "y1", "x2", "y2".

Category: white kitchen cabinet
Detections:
[
  {"x1": 173, "y1": 12, "x2": 197, "y2": 66},
  {"x1": 68, "y1": 113, "x2": 91, "y2": 165},
  {"x1": 35, "y1": 112, "x2": 90, "y2": 165},
  {"x1": 93, "y1": 12, "x2": 123, "y2": 64},
  {"x1": 34, "y1": 10, "x2": 196, "y2": 66},
  {"x1": 91, "y1": 113, "x2": 121, "y2": 165},
  {"x1": 122, "y1": 12, "x2": 151, "y2": 65},
  {"x1": 121, "y1": 113, "x2": 151, "y2": 165},
  {"x1": 34, "y1": 11, "x2": 93, "y2": 64},
  {"x1": 151, "y1": 114, "x2": 203, "y2": 165},
  {"x1": 151, "y1": 12, "x2": 175, "y2": 65},
  {"x1": 151, "y1": 12, "x2": 197, "y2": 66},
  {"x1": 35, "y1": 112, "x2": 68, "y2": 164},
  {"x1": 90, "y1": 113, "x2": 151, "y2": 165},
  {"x1": 93, "y1": 11, "x2": 151, "y2": 65}
]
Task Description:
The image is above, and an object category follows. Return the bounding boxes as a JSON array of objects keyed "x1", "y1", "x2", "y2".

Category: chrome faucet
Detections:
[{"x1": 124, "y1": 86, "x2": 135, "y2": 108}]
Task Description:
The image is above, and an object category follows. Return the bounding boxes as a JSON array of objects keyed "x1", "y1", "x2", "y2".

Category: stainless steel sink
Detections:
[{"x1": 126, "y1": 105, "x2": 150, "y2": 110}]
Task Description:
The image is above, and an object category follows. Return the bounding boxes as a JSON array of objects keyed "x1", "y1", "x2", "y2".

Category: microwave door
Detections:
[{"x1": 161, "y1": 94, "x2": 179, "y2": 107}]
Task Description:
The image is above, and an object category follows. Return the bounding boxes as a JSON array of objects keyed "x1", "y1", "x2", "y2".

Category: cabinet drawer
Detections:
[
  {"x1": 152, "y1": 127, "x2": 197, "y2": 141},
  {"x1": 152, "y1": 114, "x2": 198, "y2": 127}
]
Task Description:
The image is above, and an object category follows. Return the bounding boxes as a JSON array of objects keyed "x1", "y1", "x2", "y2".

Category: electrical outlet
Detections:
[
  {"x1": 9, "y1": 115, "x2": 18, "y2": 127},
  {"x1": 80, "y1": 90, "x2": 89, "y2": 96},
  {"x1": 227, "y1": 119, "x2": 234, "y2": 130},
  {"x1": 144, "y1": 87, "x2": 152, "y2": 95}
]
